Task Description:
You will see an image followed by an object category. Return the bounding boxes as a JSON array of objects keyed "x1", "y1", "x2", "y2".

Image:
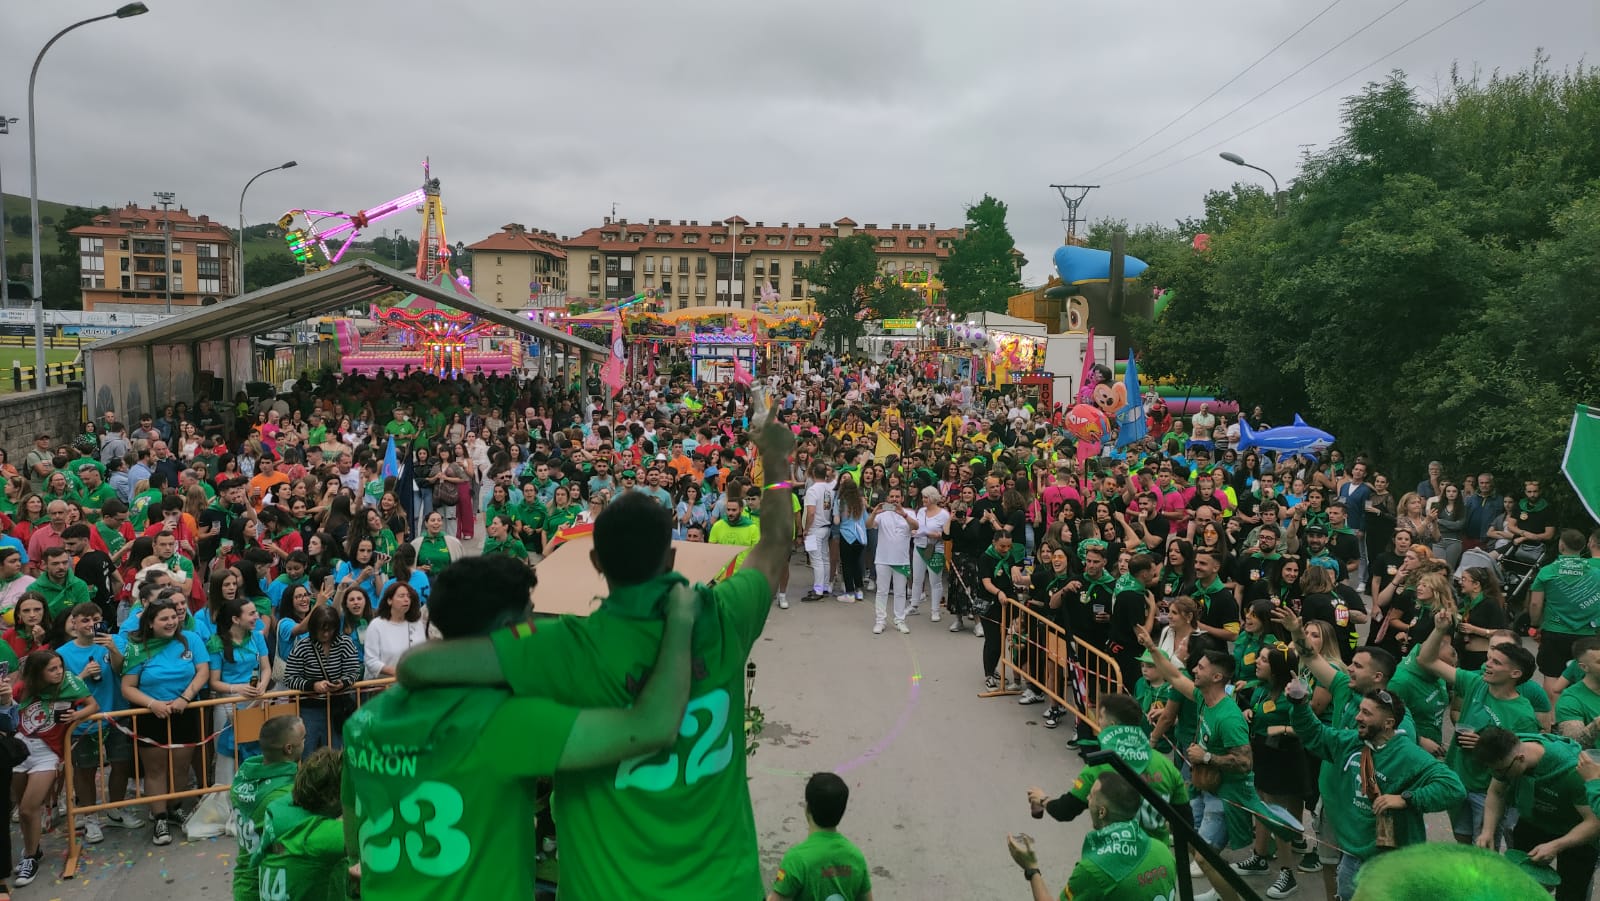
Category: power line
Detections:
[
  {"x1": 1049, "y1": 184, "x2": 1099, "y2": 243},
  {"x1": 1103, "y1": 0, "x2": 1493, "y2": 188},
  {"x1": 1079, "y1": 0, "x2": 1347, "y2": 179},
  {"x1": 1094, "y1": 0, "x2": 1416, "y2": 182}
]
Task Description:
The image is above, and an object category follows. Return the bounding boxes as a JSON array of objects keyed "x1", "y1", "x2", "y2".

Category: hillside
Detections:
[{"x1": 1, "y1": 192, "x2": 98, "y2": 255}]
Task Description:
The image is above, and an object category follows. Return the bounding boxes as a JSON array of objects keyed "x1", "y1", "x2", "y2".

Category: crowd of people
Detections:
[{"x1": 0, "y1": 345, "x2": 1592, "y2": 899}]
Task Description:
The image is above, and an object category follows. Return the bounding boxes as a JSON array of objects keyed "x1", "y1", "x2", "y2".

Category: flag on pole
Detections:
[
  {"x1": 382, "y1": 436, "x2": 399, "y2": 479},
  {"x1": 601, "y1": 314, "x2": 625, "y2": 396},
  {"x1": 1115, "y1": 352, "x2": 1148, "y2": 449},
  {"x1": 1077, "y1": 329, "x2": 1097, "y2": 404},
  {"x1": 1563, "y1": 404, "x2": 1600, "y2": 524},
  {"x1": 732, "y1": 354, "x2": 754, "y2": 387}
]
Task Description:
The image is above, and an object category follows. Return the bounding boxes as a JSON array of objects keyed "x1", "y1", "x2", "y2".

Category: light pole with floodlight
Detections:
[
  {"x1": 28, "y1": 2, "x2": 150, "y2": 391},
  {"x1": 0, "y1": 116, "x2": 19, "y2": 307}
]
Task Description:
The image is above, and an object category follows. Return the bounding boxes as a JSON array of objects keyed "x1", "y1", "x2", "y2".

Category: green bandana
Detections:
[
  {"x1": 1113, "y1": 573, "x2": 1144, "y2": 595},
  {"x1": 123, "y1": 636, "x2": 175, "y2": 671},
  {"x1": 1078, "y1": 820, "x2": 1152, "y2": 883},
  {"x1": 1097, "y1": 725, "x2": 1152, "y2": 774},
  {"x1": 1518, "y1": 498, "x2": 1548, "y2": 514},
  {"x1": 1077, "y1": 538, "x2": 1109, "y2": 562}
]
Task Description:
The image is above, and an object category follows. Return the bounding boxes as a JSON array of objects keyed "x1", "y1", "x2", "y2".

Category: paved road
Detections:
[{"x1": 21, "y1": 556, "x2": 1366, "y2": 900}]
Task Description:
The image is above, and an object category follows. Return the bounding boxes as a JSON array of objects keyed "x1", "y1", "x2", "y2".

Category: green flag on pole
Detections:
[{"x1": 1564, "y1": 404, "x2": 1600, "y2": 525}]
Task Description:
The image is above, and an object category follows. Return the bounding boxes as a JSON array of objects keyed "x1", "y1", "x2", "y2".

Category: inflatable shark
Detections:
[{"x1": 1236, "y1": 415, "x2": 1335, "y2": 454}]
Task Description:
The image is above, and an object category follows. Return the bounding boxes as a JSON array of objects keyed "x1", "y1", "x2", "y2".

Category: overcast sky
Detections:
[{"x1": 2, "y1": 0, "x2": 1593, "y2": 282}]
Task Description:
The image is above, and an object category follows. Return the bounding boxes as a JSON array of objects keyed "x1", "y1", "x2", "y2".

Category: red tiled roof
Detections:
[
  {"x1": 466, "y1": 224, "x2": 569, "y2": 259},
  {"x1": 561, "y1": 219, "x2": 965, "y2": 257},
  {"x1": 68, "y1": 203, "x2": 233, "y2": 238},
  {"x1": 833, "y1": 217, "x2": 857, "y2": 226}
]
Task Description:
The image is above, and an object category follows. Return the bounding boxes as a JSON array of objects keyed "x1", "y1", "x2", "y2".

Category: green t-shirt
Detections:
[
  {"x1": 771, "y1": 830, "x2": 872, "y2": 900},
  {"x1": 95, "y1": 520, "x2": 127, "y2": 558},
  {"x1": 489, "y1": 569, "x2": 773, "y2": 901},
  {"x1": 384, "y1": 420, "x2": 417, "y2": 441},
  {"x1": 1389, "y1": 650, "x2": 1449, "y2": 744},
  {"x1": 1507, "y1": 733, "x2": 1587, "y2": 835},
  {"x1": 31, "y1": 573, "x2": 90, "y2": 619},
  {"x1": 1066, "y1": 725, "x2": 1189, "y2": 842},
  {"x1": 255, "y1": 800, "x2": 347, "y2": 901},
  {"x1": 479, "y1": 535, "x2": 524, "y2": 559},
  {"x1": 79, "y1": 483, "x2": 117, "y2": 521},
  {"x1": 511, "y1": 500, "x2": 547, "y2": 552},
  {"x1": 130, "y1": 487, "x2": 164, "y2": 531},
  {"x1": 1193, "y1": 686, "x2": 1250, "y2": 788},
  {"x1": 1554, "y1": 678, "x2": 1600, "y2": 743},
  {"x1": 415, "y1": 535, "x2": 455, "y2": 572},
  {"x1": 1064, "y1": 820, "x2": 1177, "y2": 901},
  {"x1": 1531, "y1": 555, "x2": 1600, "y2": 635},
  {"x1": 341, "y1": 685, "x2": 578, "y2": 901},
  {"x1": 1448, "y1": 668, "x2": 1540, "y2": 792},
  {"x1": 231, "y1": 756, "x2": 298, "y2": 901}
]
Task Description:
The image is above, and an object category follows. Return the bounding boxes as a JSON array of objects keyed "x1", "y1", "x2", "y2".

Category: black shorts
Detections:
[
  {"x1": 1538, "y1": 632, "x2": 1581, "y2": 679},
  {"x1": 130, "y1": 707, "x2": 203, "y2": 748}
]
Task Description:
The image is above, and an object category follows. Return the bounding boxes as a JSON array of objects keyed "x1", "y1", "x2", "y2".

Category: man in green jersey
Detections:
[
  {"x1": 1415, "y1": 608, "x2": 1540, "y2": 848},
  {"x1": 1009, "y1": 771, "x2": 1177, "y2": 901},
  {"x1": 343, "y1": 555, "x2": 699, "y2": 901},
  {"x1": 232, "y1": 715, "x2": 304, "y2": 901},
  {"x1": 1472, "y1": 728, "x2": 1600, "y2": 901},
  {"x1": 1027, "y1": 693, "x2": 1188, "y2": 844},
  {"x1": 768, "y1": 772, "x2": 873, "y2": 901},
  {"x1": 1554, "y1": 636, "x2": 1600, "y2": 746},
  {"x1": 1529, "y1": 529, "x2": 1600, "y2": 696},
  {"x1": 1287, "y1": 679, "x2": 1464, "y2": 900},
  {"x1": 399, "y1": 421, "x2": 797, "y2": 901}
]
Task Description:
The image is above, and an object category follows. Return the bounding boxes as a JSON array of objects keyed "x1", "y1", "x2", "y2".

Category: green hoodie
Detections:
[
  {"x1": 1291, "y1": 700, "x2": 1465, "y2": 859},
  {"x1": 230, "y1": 755, "x2": 298, "y2": 901},
  {"x1": 254, "y1": 797, "x2": 347, "y2": 901}
]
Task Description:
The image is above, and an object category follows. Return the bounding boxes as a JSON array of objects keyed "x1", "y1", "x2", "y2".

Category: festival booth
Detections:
[
  {"x1": 564, "y1": 306, "x2": 820, "y2": 384},
  {"x1": 334, "y1": 272, "x2": 525, "y2": 378}
]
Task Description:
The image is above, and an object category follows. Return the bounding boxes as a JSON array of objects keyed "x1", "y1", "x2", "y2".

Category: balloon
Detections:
[
  {"x1": 1192, "y1": 233, "x2": 1211, "y2": 252},
  {"x1": 1064, "y1": 403, "x2": 1109, "y2": 444}
]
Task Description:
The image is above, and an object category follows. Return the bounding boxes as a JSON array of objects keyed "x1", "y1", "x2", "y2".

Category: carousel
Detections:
[{"x1": 561, "y1": 299, "x2": 820, "y2": 383}]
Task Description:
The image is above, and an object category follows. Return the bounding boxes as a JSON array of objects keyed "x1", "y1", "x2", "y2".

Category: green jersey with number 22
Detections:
[
  {"x1": 340, "y1": 686, "x2": 578, "y2": 901},
  {"x1": 489, "y1": 568, "x2": 771, "y2": 901}
]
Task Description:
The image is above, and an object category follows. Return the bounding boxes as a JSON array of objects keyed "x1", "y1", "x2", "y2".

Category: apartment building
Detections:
[
  {"x1": 464, "y1": 223, "x2": 569, "y2": 309},
  {"x1": 69, "y1": 203, "x2": 238, "y2": 312}
]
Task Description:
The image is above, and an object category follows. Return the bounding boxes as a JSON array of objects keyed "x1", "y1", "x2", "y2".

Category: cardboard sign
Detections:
[{"x1": 532, "y1": 535, "x2": 744, "y2": 617}]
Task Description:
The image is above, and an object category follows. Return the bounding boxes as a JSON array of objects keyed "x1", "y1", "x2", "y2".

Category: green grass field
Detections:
[{"x1": 0, "y1": 346, "x2": 82, "y2": 393}]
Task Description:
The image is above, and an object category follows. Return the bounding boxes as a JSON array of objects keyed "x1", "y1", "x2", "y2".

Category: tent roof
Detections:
[{"x1": 85, "y1": 259, "x2": 604, "y2": 355}]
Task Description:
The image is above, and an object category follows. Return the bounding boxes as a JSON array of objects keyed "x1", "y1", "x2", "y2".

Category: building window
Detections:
[
  {"x1": 495, "y1": 274, "x2": 503, "y2": 285},
  {"x1": 656, "y1": 233, "x2": 672, "y2": 243},
  {"x1": 678, "y1": 256, "x2": 689, "y2": 273},
  {"x1": 589, "y1": 255, "x2": 600, "y2": 272},
  {"x1": 172, "y1": 276, "x2": 183, "y2": 292},
  {"x1": 120, "y1": 257, "x2": 129, "y2": 272},
  {"x1": 766, "y1": 236, "x2": 782, "y2": 246},
  {"x1": 81, "y1": 255, "x2": 105, "y2": 272},
  {"x1": 644, "y1": 256, "x2": 655, "y2": 273},
  {"x1": 938, "y1": 239, "x2": 953, "y2": 249},
  {"x1": 172, "y1": 241, "x2": 183, "y2": 253},
  {"x1": 710, "y1": 235, "x2": 725, "y2": 245},
  {"x1": 741, "y1": 236, "x2": 755, "y2": 245},
  {"x1": 198, "y1": 277, "x2": 220, "y2": 293},
  {"x1": 684, "y1": 234, "x2": 698, "y2": 244},
  {"x1": 696, "y1": 276, "x2": 707, "y2": 295},
  {"x1": 661, "y1": 278, "x2": 671, "y2": 293},
  {"x1": 769, "y1": 259, "x2": 781, "y2": 278},
  {"x1": 198, "y1": 259, "x2": 222, "y2": 277},
  {"x1": 794, "y1": 236, "x2": 810, "y2": 246},
  {"x1": 171, "y1": 259, "x2": 182, "y2": 273},
  {"x1": 909, "y1": 237, "x2": 925, "y2": 248},
  {"x1": 607, "y1": 276, "x2": 619, "y2": 289},
  {"x1": 121, "y1": 276, "x2": 131, "y2": 289},
  {"x1": 820, "y1": 236, "x2": 834, "y2": 246},
  {"x1": 878, "y1": 238, "x2": 894, "y2": 248},
  {"x1": 695, "y1": 257, "x2": 707, "y2": 275},
  {"x1": 118, "y1": 238, "x2": 129, "y2": 251},
  {"x1": 589, "y1": 274, "x2": 600, "y2": 290},
  {"x1": 661, "y1": 256, "x2": 672, "y2": 274},
  {"x1": 79, "y1": 237, "x2": 104, "y2": 253},
  {"x1": 195, "y1": 243, "x2": 218, "y2": 258},
  {"x1": 644, "y1": 275, "x2": 655, "y2": 288},
  {"x1": 792, "y1": 281, "x2": 804, "y2": 298},
  {"x1": 678, "y1": 298, "x2": 688, "y2": 309}
]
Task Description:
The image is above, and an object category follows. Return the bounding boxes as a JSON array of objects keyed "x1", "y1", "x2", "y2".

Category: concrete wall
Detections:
[{"x1": 0, "y1": 388, "x2": 83, "y2": 466}]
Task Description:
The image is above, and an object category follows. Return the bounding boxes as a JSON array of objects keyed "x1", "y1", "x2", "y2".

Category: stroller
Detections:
[{"x1": 1457, "y1": 542, "x2": 1551, "y2": 627}]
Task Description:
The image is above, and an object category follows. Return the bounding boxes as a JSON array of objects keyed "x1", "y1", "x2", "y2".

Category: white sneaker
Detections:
[
  {"x1": 949, "y1": 617, "x2": 963, "y2": 632},
  {"x1": 1190, "y1": 859, "x2": 1203, "y2": 878},
  {"x1": 930, "y1": 611, "x2": 941, "y2": 623},
  {"x1": 777, "y1": 595, "x2": 789, "y2": 609},
  {"x1": 907, "y1": 606, "x2": 920, "y2": 616},
  {"x1": 104, "y1": 809, "x2": 143, "y2": 829},
  {"x1": 895, "y1": 621, "x2": 911, "y2": 634},
  {"x1": 872, "y1": 623, "x2": 885, "y2": 635},
  {"x1": 81, "y1": 814, "x2": 104, "y2": 844},
  {"x1": 1018, "y1": 689, "x2": 1045, "y2": 705},
  {"x1": 974, "y1": 621, "x2": 985, "y2": 638},
  {"x1": 835, "y1": 594, "x2": 857, "y2": 604}
]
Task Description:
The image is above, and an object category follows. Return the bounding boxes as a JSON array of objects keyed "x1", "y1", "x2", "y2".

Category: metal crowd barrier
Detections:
[
  {"x1": 993, "y1": 596, "x2": 1125, "y2": 734},
  {"x1": 9, "y1": 362, "x2": 84, "y2": 391},
  {"x1": 60, "y1": 678, "x2": 394, "y2": 878}
]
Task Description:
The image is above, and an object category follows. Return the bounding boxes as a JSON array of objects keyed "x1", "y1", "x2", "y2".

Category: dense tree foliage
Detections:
[
  {"x1": 942, "y1": 195, "x2": 1023, "y2": 315},
  {"x1": 805, "y1": 233, "x2": 915, "y2": 352},
  {"x1": 1131, "y1": 61, "x2": 1600, "y2": 500}
]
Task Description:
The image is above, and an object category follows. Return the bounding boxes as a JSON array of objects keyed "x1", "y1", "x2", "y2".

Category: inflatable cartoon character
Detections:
[{"x1": 1078, "y1": 362, "x2": 1126, "y2": 418}]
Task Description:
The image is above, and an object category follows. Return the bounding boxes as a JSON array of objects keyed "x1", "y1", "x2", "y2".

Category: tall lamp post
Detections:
[
  {"x1": 28, "y1": 2, "x2": 150, "y2": 391},
  {"x1": 153, "y1": 191, "x2": 174, "y2": 314},
  {"x1": 1219, "y1": 151, "x2": 1282, "y2": 216},
  {"x1": 0, "y1": 116, "x2": 19, "y2": 308},
  {"x1": 237, "y1": 160, "x2": 296, "y2": 295}
]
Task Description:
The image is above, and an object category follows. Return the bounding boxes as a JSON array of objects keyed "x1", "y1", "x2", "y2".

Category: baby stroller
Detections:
[{"x1": 1459, "y1": 542, "x2": 1550, "y2": 629}]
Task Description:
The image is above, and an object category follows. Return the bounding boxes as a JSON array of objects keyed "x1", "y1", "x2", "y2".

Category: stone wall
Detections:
[{"x1": 0, "y1": 388, "x2": 84, "y2": 468}]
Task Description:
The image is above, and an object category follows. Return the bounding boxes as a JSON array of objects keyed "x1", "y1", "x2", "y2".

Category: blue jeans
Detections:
[
  {"x1": 1449, "y1": 790, "x2": 1517, "y2": 847},
  {"x1": 300, "y1": 705, "x2": 343, "y2": 758},
  {"x1": 1191, "y1": 791, "x2": 1226, "y2": 849},
  {"x1": 1338, "y1": 853, "x2": 1363, "y2": 899}
]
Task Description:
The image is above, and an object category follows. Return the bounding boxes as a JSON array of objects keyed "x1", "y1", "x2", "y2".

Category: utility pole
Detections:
[
  {"x1": 1049, "y1": 184, "x2": 1098, "y2": 245},
  {"x1": 154, "y1": 191, "x2": 175, "y2": 314}
]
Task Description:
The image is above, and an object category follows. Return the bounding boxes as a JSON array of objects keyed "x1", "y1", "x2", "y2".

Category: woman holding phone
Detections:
[{"x1": 279, "y1": 605, "x2": 360, "y2": 755}]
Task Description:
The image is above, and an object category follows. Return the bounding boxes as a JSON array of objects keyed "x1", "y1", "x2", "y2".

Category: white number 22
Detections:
[{"x1": 614, "y1": 689, "x2": 735, "y2": 792}]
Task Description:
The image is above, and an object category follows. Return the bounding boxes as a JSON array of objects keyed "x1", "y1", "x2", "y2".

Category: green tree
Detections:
[
  {"x1": 941, "y1": 194, "x2": 1023, "y2": 316},
  {"x1": 804, "y1": 233, "x2": 880, "y2": 353},
  {"x1": 39, "y1": 206, "x2": 100, "y2": 309},
  {"x1": 1133, "y1": 60, "x2": 1600, "y2": 512},
  {"x1": 244, "y1": 253, "x2": 305, "y2": 293}
]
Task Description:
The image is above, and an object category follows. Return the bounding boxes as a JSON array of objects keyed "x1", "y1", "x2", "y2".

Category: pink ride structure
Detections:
[{"x1": 334, "y1": 273, "x2": 522, "y2": 378}]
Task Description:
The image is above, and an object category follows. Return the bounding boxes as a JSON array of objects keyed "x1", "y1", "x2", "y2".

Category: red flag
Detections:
[
  {"x1": 732, "y1": 354, "x2": 754, "y2": 387},
  {"x1": 601, "y1": 315, "x2": 625, "y2": 396}
]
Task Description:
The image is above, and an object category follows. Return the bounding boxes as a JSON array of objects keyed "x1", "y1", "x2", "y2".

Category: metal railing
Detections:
[
  {"x1": 60, "y1": 678, "x2": 393, "y2": 878},
  {"x1": 992, "y1": 596, "x2": 1125, "y2": 734},
  {"x1": 9, "y1": 361, "x2": 84, "y2": 391}
]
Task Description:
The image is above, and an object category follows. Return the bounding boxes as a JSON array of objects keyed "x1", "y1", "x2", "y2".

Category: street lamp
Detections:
[
  {"x1": 154, "y1": 191, "x2": 174, "y2": 314},
  {"x1": 28, "y1": 2, "x2": 150, "y2": 391},
  {"x1": 0, "y1": 116, "x2": 19, "y2": 307},
  {"x1": 1219, "y1": 151, "x2": 1282, "y2": 215},
  {"x1": 238, "y1": 160, "x2": 297, "y2": 295}
]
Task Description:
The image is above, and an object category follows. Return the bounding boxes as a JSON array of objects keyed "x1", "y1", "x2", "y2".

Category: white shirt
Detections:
[
  {"x1": 363, "y1": 615, "x2": 431, "y2": 680},
  {"x1": 804, "y1": 480, "x2": 836, "y2": 530},
  {"x1": 873, "y1": 505, "x2": 914, "y2": 566},
  {"x1": 913, "y1": 507, "x2": 951, "y2": 548}
]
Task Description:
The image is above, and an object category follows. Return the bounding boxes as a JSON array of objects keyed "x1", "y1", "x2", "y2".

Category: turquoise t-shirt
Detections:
[{"x1": 125, "y1": 630, "x2": 208, "y2": 701}]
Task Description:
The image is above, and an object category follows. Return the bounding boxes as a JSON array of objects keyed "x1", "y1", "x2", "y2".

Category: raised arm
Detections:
[
  {"x1": 741, "y1": 423, "x2": 797, "y2": 590},
  {"x1": 556, "y1": 584, "x2": 698, "y2": 770},
  {"x1": 1134, "y1": 625, "x2": 1195, "y2": 699},
  {"x1": 1416, "y1": 608, "x2": 1458, "y2": 686},
  {"x1": 1273, "y1": 607, "x2": 1336, "y2": 687}
]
